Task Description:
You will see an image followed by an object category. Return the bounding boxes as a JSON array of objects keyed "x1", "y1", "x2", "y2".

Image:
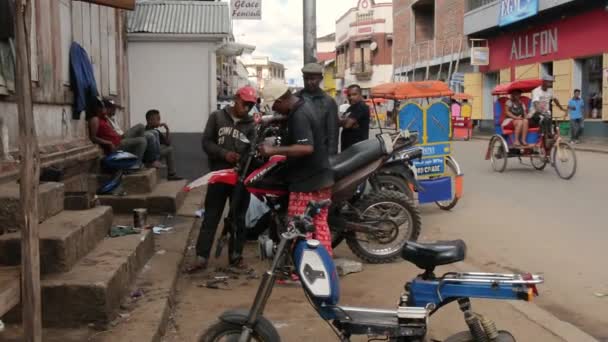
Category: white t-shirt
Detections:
[
  {"x1": 339, "y1": 103, "x2": 350, "y2": 115},
  {"x1": 531, "y1": 86, "x2": 554, "y2": 115}
]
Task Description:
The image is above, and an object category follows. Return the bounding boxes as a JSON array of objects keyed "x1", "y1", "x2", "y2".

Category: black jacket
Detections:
[
  {"x1": 202, "y1": 107, "x2": 255, "y2": 171},
  {"x1": 296, "y1": 89, "x2": 339, "y2": 155}
]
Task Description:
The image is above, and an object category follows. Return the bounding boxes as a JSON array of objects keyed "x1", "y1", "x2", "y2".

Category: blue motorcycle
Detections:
[{"x1": 201, "y1": 201, "x2": 543, "y2": 342}]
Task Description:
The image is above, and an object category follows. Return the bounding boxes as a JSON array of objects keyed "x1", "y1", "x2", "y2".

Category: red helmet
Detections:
[{"x1": 236, "y1": 86, "x2": 257, "y2": 103}]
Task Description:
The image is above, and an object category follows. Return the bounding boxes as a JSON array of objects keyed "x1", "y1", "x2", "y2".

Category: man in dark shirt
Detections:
[
  {"x1": 145, "y1": 109, "x2": 182, "y2": 180},
  {"x1": 340, "y1": 84, "x2": 370, "y2": 151},
  {"x1": 296, "y1": 63, "x2": 339, "y2": 155},
  {"x1": 259, "y1": 80, "x2": 335, "y2": 256},
  {"x1": 187, "y1": 86, "x2": 257, "y2": 272}
]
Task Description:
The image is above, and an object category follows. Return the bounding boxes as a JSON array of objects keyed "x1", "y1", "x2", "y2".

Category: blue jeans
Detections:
[
  {"x1": 143, "y1": 129, "x2": 161, "y2": 163},
  {"x1": 570, "y1": 118, "x2": 583, "y2": 141}
]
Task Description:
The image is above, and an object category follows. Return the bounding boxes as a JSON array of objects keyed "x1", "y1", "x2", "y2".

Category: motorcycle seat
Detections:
[
  {"x1": 329, "y1": 138, "x2": 385, "y2": 180},
  {"x1": 401, "y1": 240, "x2": 466, "y2": 270}
]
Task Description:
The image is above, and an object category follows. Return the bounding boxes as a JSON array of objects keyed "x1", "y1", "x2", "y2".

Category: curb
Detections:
[
  {"x1": 470, "y1": 135, "x2": 608, "y2": 154},
  {"x1": 457, "y1": 262, "x2": 598, "y2": 342}
]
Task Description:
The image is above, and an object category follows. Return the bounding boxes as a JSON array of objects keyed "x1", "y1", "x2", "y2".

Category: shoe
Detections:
[
  {"x1": 185, "y1": 257, "x2": 208, "y2": 274},
  {"x1": 168, "y1": 173, "x2": 184, "y2": 181}
]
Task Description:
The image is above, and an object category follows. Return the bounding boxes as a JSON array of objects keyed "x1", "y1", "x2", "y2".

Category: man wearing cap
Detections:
[
  {"x1": 259, "y1": 80, "x2": 335, "y2": 256},
  {"x1": 531, "y1": 75, "x2": 566, "y2": 138},
  {"x1": 296, "y1": 63, "x2": 339, "y2": 155},
  {"x1": 87, "y1": 97, "x2": 147, "y2": 165},
  {"x1": 188, "y1": 86, "x2": 258, "y2": 272}
]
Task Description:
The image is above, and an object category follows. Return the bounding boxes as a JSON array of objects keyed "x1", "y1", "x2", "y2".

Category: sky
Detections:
[{"x1": 225, "y1": 0, "x2": 389, "y2": 85}]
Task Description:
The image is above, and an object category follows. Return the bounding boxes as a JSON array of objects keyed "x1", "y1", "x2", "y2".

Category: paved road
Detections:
[{"x1": 424, "y1": 140, "x2": 608, "y2": 339}]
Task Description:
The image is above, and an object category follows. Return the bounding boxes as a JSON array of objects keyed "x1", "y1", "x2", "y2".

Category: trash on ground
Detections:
[
  {"x1": 152, "y1": 226, "x2": 174, "y2": 234},
  {"x1": 594, "y1": 292, "x2": 607, "y2": 298},
  {"x1": 156, "y1": 249, "x2": 167, "y2": 255},
  {"x1": 195, "y1": 209, "x2": 205, "y2": 218},
  {"x1": 334, "y1": 258, "x2": 364, "y2": 276},
  {"x1": 0, "y1": 319, "x2": 4, "y2": 332},
  {"x1": 131, "y1": 288, "x2": 144, "y2": 299},
  {"x1": 110, "y1": 225, "x2": 140, "y2": 238},
  {"x1": 198, "y1": 277, "x2": 230, "y2": 290}
]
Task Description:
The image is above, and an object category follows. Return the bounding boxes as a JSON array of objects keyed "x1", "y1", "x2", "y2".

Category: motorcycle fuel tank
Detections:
[{"x1": 293, "y1": 240, "x2": 340, "y2": 306}]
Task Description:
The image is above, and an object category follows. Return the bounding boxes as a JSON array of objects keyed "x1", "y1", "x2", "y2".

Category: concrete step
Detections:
[
  {"x1": 0, "y1": 206, "x2": 113, "y2": 274},
  {"x1": 97, "y1": 180, "x2": 188, "y2": 214},
  {"x1": 0, "y1": 182, "x2": 65, "y2": 233},
  {"x1": 34, "y1": 231, "x2": 155, "y2": 327},
  {"x1": 90, "y1": 168, "x2": 160, "y2": 195},
  {"x1": 94, "y1": 216, "x2": 198, "y2": 342}
]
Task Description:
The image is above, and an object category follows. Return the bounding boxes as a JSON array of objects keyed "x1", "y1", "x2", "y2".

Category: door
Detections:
[{"x1": 483, "y1": 73, "x2": 498, "y2": 120}]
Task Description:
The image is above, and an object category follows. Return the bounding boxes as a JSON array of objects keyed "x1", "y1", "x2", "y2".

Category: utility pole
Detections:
[
  {"x1": 303, "y1": 0, "x2": 317, "y2": 64},
  {"x1": 15, "y1": 0, "x2": 42, "y2": 341}
]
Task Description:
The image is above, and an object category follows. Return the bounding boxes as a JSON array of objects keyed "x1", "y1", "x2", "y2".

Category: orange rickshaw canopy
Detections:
[
  {"x1": 492, "y1": 79, "x2": 543, "y2": 96},
  {"x1": 371, "y1": 81, "x2": 454, "y2": 100}
]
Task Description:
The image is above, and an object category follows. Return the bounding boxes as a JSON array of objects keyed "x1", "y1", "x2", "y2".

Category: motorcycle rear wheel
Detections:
[
  {"x1": 200, "y1": 321, "x2": 279, "y2": 342},
  {"x1": 346, "y1": 190, "x2": 421, "y2": 263}
]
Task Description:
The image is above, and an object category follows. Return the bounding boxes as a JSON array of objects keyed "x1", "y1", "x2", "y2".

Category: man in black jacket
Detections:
[
  {"x1": 188, "y1": 86, "x2": 257, "y2": 272},
  {"x1": 296, "y1": 63, "x2": 339, "y2": 155}
]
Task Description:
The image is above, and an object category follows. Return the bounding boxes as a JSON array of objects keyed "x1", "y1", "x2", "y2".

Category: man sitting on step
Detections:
[{"x1": 145, "y1": 109, "x2": 183, "y2": 181}]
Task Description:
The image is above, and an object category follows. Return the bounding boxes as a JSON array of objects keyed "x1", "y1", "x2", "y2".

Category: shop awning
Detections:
[
  {"x1": 492, "y1": 79, "x2": 543, "y2": 95},
  {"x1": 371, "y1": 81, "x2": 454, "y2": 100},
  {"x1": 216, "y1": 42, "x2": 256, "y2": 57}
]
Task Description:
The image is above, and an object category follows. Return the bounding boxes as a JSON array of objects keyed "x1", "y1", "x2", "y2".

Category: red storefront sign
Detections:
[{"x1": 482, "y1": 9, "x2": 608, "y2": 72}]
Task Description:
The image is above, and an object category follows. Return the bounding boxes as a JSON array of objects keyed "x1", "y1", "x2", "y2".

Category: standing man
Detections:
[
  {"x1": 340, "y1": 84, "x2": 370, "y2": 151},
  {"x1": 297, "y1": 63, "x2": 339, "y2": 155},
  {"x1": 568, "y1": 89, "x2": 584, "y2": 144},
  {"x1": 188, "y1": 86, "x2": 258, "y2": 272},
  {"x1": 259, "y1": 80, "x2": 335, "y2": 255}
]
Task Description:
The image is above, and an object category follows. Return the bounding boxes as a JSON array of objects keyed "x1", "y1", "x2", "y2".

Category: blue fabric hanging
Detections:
[{"x1": 69, "y1": 42, "x2": 99, "y2": 120}]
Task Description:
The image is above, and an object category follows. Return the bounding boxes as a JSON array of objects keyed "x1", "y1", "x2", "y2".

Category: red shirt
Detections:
[{"x1": 96, "y1": 117, "x2": 121, "y2": 153}]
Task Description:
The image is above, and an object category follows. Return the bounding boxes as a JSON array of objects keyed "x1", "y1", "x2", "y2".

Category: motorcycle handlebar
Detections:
[{"x1": 289, "y1": 200, "x2": 332, "y2": 235}]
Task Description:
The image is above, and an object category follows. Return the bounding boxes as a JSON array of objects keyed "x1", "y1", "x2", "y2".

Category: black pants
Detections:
[{"x1": 195, "y1": 182, "x2": 250, "y2": 263}]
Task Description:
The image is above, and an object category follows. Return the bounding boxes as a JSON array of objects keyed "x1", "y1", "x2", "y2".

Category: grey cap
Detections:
[
  {"x1": 301, "y1": 62, "x2": 324, "y2": 75},
  {"x1": 542, "y1": 74, "x2": 555, "y2": 82}
]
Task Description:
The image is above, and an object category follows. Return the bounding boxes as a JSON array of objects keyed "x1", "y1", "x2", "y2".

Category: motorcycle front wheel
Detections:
[
  {"x1": 200, "y1": 321, "x2": 279, "y2": 342},
  {"x1": 346, "y1": 190, "x2": 421, "y2": 263}
]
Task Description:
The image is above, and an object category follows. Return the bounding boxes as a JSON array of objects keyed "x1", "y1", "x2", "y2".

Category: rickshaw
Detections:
[
  {"x1": 485, "y1": 79, "x2": 577, "y2": 180},
  {"x1": 370, "y1": 81, "x2": 463, "y2": 211}
]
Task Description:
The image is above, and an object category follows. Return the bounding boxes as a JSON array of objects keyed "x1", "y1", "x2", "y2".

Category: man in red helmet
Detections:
[{"x1": 188, "y1": 86, "x2": 258, "y2": 272}]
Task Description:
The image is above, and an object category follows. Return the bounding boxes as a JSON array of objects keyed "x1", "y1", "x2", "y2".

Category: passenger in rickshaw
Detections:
[{"x1": 501, "y1": 89, "x2": 529, "y2": 147}]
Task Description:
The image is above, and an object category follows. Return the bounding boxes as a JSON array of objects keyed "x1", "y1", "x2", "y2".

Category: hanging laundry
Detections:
[{"x1": 69, "y1": 42, "x2": 99, "y2": 120}]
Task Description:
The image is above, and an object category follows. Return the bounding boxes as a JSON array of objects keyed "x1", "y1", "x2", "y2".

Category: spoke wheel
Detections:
[
  {"x1": 490, "y1": 137, "x2": 508, "y2": 172},
  {"x1": 530, "y1": 146, "x2": 548, "y2": 170},
  {"x1": 552, "y1": 141, "x2": 577, "y2": 180},
  {"x1": 434, "y1": 157, "x2": 460, "y2": 211}
]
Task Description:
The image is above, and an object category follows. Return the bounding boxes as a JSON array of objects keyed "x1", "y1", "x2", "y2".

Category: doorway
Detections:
[{"x1": 483, "y1": 72, "x2": 498, "y2": 120}]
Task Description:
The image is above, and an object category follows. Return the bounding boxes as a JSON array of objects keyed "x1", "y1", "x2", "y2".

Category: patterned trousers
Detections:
[{"x1": 287, "y1": 187, "x2": 333, "y2": 257}]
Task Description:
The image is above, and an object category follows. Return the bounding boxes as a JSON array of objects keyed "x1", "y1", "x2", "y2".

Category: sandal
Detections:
[{"x1": 184, "y1": 258, "x2": 208, "y2": 274}]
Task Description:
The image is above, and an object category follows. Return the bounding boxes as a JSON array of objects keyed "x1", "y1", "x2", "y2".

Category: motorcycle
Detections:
[
  {"x1": 184, "y1": 116, "x2": 422, "y2": 264},
  {"x1": 201, "y1": 200, "x2": 544, "y2": 342}
]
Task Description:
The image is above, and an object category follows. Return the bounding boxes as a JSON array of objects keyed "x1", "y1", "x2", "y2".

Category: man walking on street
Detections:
[
  {"x1": 568, "y1": 89, "x2": 584, "y2": 144},
  {"x1": 188, "y1": 86, "x2": 258, "y2": 272},
  {"x1": 340, "y1": 84, "x2": 370, "y2": 151},
  {"x1": 259, "y1": 80, "x2": 335, "y2": 256},
  {"x1": 297, "y1": 63, "x2": 339, "y2": 155}
]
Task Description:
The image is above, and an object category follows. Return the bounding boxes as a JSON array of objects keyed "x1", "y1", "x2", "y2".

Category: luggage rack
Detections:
[
  {"x1": 440, "y1": 272, "x2": 544, "y2": 285},
  {"x1": 435, "y1": 272, "x2": 544, "y2": 302}
]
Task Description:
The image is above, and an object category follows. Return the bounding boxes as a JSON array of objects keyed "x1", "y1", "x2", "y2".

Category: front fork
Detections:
[{"x1": 238, "y1": 237, "x2": 290, "y2": 342}]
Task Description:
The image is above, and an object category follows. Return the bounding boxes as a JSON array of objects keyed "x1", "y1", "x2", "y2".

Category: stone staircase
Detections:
[{"x1": 0, "y1": 167, "x2": 191, "y2": 332}]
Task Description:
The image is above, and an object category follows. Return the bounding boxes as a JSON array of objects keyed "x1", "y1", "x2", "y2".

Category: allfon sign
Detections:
[{"x1": 510, "y1": 28, "x2": 558, "y2": 61}]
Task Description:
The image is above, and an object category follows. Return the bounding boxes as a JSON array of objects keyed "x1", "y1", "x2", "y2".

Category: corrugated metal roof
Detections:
[{"x1": 127, "y1": 1, "x2": 231, "y2": 35}]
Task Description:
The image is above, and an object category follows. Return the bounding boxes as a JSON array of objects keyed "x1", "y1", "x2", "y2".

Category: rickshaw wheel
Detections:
[
  {"x1": 552, "y1": 141, "x2": 577, "y2": 180},
  {"x1": 490, "y1": 136, "x2": 508, "y2": 172},
  {"x1": 531, "y1": 146, "x2": 548, "y2": 170},
  {"x1": 435, "y1": 157, "x2": 460, "y2": 211}
]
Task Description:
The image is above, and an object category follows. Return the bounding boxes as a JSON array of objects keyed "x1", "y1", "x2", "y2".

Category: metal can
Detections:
[{"x1": 133, "y1": 208, "x2": 148, "y2": 228}]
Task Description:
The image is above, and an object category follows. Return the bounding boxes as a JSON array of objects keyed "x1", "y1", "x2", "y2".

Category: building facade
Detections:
[
  {"x1": 464, "y1": 0, "x2": 608, "y2": 137},
  {"x1": 335, "y1": 0, "x2": 393, "y2": 97},
  {"x1": 393, "y1": 0, "x2": 471, "y2": 91},
  {"x1": 0, "y1": 1, "x2": 129, "y2": 188},
  {"x1": 241, "y1": 55, "x2": 286, "y2": 90},
  {"x1": 317, "y1": 33, "x2": 338, "y2": 98}
]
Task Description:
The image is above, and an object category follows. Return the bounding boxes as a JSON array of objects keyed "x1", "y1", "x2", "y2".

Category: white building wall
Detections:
[
  {"x1": 318, "y1": 40, "x2": 335, "y2": 53},
  {"x1": 128, "y1": 40, "x2": 218, "y2": 133},
  {"x1": 343, "y1": 65, "x2": 393, "y2": 90}
]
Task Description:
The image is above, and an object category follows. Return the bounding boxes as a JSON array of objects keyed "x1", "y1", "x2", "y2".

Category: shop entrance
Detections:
[{"x1": 574, "y1": 55, "x2": 603, "y2": 119}]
